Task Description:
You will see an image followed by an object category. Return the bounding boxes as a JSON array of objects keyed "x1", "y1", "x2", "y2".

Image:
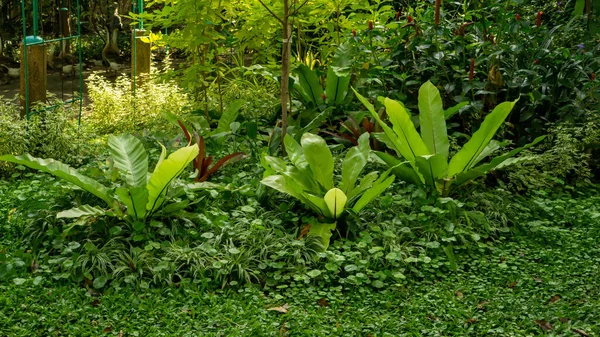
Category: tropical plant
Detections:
[
  {"x1": 261, "y1": 132, "x2": 395, "y2": 249},
  {"x1": 354, "y1": 81, "x2": 546, "y2": 196},
  {"x1": 178, "y1": 120, "x2": 246, "y2": 182},
  {"x1": 293, "y1": 43, "x2": 354, "y2": 111},
  {"x1": 0, "y1": 133, "x2": 208, "y2": 224}
]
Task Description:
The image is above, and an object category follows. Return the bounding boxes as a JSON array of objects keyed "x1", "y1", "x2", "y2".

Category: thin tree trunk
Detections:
[{"x1": 280, "y1": 0, "x2": 292, "y2": 154}]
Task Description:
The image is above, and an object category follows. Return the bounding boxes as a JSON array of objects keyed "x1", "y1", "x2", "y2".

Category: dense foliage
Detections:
[{"x1": 1, "y1": 0, "x2": 600, "y2": 335}]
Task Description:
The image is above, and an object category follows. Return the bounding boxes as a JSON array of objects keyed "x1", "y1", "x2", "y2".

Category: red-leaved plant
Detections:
[{"x1": 178, "y1": 120, "x2": 246, "y2": 182}]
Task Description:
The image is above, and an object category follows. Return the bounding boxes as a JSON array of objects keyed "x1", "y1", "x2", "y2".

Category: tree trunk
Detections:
[{"x1": 280, "y1": 0, "x2": 292, "y2": 154}]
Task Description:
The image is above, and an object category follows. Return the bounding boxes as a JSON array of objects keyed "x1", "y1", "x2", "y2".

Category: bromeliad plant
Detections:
[
  {"x1": 354, "y1": 81, "x2": 545, "y2": 196},
  {"x1": 0, "y1": 133, "x2": 205, "y2": 225},
  {"x1": 261, "y1": 132, "x2": 395, "y2": 249}
]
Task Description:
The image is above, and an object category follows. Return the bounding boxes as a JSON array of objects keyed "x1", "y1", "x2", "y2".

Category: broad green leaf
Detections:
[
  {"x1": 160, "y1": 200, "x2": 191, "y2": 214},
  {"x1": 444, "y1": 101, "x2": 469, "y2": 119},
  {"x1": 215, "y1": 100, "x2": 243, "y2": 135},
  {"x1": 348, "y1": 171, "x2": 379, "y2": 200},
  {"x1": 448, "y1": 99, "x2": 518, "y2": 176},
  {"x1": 261, "y1": 175, "x2": 323, "y2": 214},
  {"x1": 340, "y1": 133, "x2": 370, "y2": 194},
  {"x1": 326, "y1": 68, "x2": 351, "y2": 105},
  {"x1": 303, "y1": 191, "x2": 332, "y2": 218},
  {"x1": 57, "y1": 205, "x2": 108, "y2": 219},
  {"x1": 473, "y1": 140, "x2": 509, "y2": 166},
  {"x1": 573, "y1": 0, "x2": 585, "y2": 15},
  {"x1": 0, "y1": 154, "x2": 112, "y2": 206},
  {"x1": 354, "y1": 89, "x2": 404, "y2": 155},
  {"x1": 308, "y1": 222, "x2": 337, "y2": 250},
  {"x1": 324, "y1": 188, "x2": 347, "y2": 220},
  {"x1": 284, "y1": 134, "x2": 310, "y2": 173},
  {"x1": 115, "y1": 186, "x2": 148, "y2": 220},
  {"x1": 331, "y1": 42, "x2": 354, "y2": 77},
  {"x1": 385, "y1": 97, "x2": 431, "y2": 161},
  {"x1": 418, "y1": 81, "x2": 449, "y2": 158},
  {"x1": 374, "y1": 152, "x2": 423, "y2": 185},
  {"x1": 146, "y1": 144, "x2": 199, "y2": 213},
  {"x1": 296, "y1": 64, "x2": 324, "y2": 105},
  {"x1": 454, "y1": 135, "x2": 545, "y2": 186},
  {"x1": 301, "y1": 133, "x2": 334, "y2": 190},
  {"x1": 415, "y1": 154, "x2": 448, "y2": 188},
  {"x1": 93, "y1": 275, "x2": 109, "y2": 289},
  {"x1": 108, "y1": 134, "x2": 148, "y2": 187},
  {"x1": 352, "y1": 173, "x2": 395, "y2": 213}
]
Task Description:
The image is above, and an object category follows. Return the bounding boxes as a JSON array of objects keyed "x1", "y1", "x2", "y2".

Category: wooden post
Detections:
[
  {"x1": 20, "y1": 41, "x2": 46, "y2": 117},
  {"x1": 131, "y1": 29, "x2": 151, "y2": 81}
]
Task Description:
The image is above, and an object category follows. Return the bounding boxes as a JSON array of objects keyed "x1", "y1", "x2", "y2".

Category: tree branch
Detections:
[
  {"x1": 288, "y1": 0, "x2": 309, "y2": 18},
  {"x1": 257, "y1": 0, "x2": 284, "y2": 25}
]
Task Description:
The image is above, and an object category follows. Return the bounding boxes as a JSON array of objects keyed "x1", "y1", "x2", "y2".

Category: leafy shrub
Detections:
[
  {"x1": 86, "y1": 73, "x2": 192, "y2": 134},
  {"x1": 0, "y1": 99, "x2": 90, "y2": 176},
  {"x1": 207, "y1": 75, "x2": 279, "y2": 123},
  {"x1": 503, "y1": 118, "x2": 600, "y2": 191}
]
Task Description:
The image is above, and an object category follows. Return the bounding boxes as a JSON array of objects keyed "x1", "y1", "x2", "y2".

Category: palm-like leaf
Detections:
[{"x1": 108, "y1": 134, "x2": 148, "y2": 187}]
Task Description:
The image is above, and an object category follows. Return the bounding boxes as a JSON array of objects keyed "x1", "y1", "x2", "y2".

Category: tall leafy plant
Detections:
[
  {"x1": 354, "y1": 81, "x2": 546, "y2": 196},
  {"x1": 0, "y1": 134, "x2": 202, "y2": 224},
  {"x1": 261, "y1": 132, "x2": 395, "y2": 249}
]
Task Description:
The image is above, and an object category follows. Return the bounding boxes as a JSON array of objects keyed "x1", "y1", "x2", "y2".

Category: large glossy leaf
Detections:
[
  {"x1": 301, "y1": 133, "x2": 334, "y2": 190},
  {"x1": 57, "y1": 205, "x2": 108, "y2": 219},
  {"x1": 108, "y1": 134, "x2": 148, "y2": 187},
  {"x1": 454, "y1": 136, "x2": 546, "y2": 185},
  {"x1": 374, "y1": 152, "x2": 423, "y2": 185},
  {"x1": 340, "y1": 133, "x2": 370, "y2": 194},
  {"x1": 448, "y1": 99, "x2": 518, "y2": 176},
  {"x1": 214, "y1": 99, "x2": 243, "y2": 135},
  {"x1": 296, "y1": 64, "x2": 324, "y2": 105},
  {"x1": 115, "y1": 186, "x2": 148, "y2": 220},
  {"x1": 146, "y1": 144, "x2": 199, "y2": 213},
  {"x1": 324, "y1": 188, "x2": 347, "y2": 220},
  {"x1": 352, "y1": 172, "x2": 395, "y2": 213},
  {"x1": 0, "y1": 154, "x2": 112, "y2": 206},
  {"x1": 326, "y1": 68, "x2": 351, "y2": 105},
  {"x1": 418, "y1": 81, "x2": 449, "y2": 158},
  {"x1": 415, "y1": 154, "x2": 448, "y2": 188},
  {"x1": 284, "y1": 134, "x2": 310, "y2": 173},
  {"x1": 384, "y1": 97, "x2": 431, "y2": 161},
  {"x1": 330, "y1": 42, "x2": 354, "y2": 77},
  {"x1": 261, "y1": 175, "x2": 323, "y2": 214},
  {"x1": 308, "y1": 222, "x2": 337, "y2": 250},
  {"x1": 348, "y1": 171, "x2": 379, "y2": 200},
  {"x1": 354, "y1": 89, "x2": 404, "y2": 155},
  {"x1": 444, "y1": 101, "x2": 469, "y2": 119}
]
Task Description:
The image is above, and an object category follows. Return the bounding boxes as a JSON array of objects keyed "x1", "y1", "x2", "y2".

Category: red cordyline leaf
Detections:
[
  {"x1": 395, "y1": 11, "x2": 401, "y2": 21},
  {"x1": 469, "y1": 58, "x2": 475, "y2": 81},
  {"x1": 536, "y1": 11, "x2": 543, "y2": 27},
  {"x1": 368, "y1": 21, "x2": 373, "y2": 30},
  {"x1": 203, "y1": 152, "x2": 247, "y2": 181},
  {"x1": 178, "y1": 120, "x2": 192, "y2": 144},
  {"x1": 516, "y1": 14, "x2": 521, "y2": 21},
  {"x1": 407, "y1": 15, "x2": 414, "y2": 23}
]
